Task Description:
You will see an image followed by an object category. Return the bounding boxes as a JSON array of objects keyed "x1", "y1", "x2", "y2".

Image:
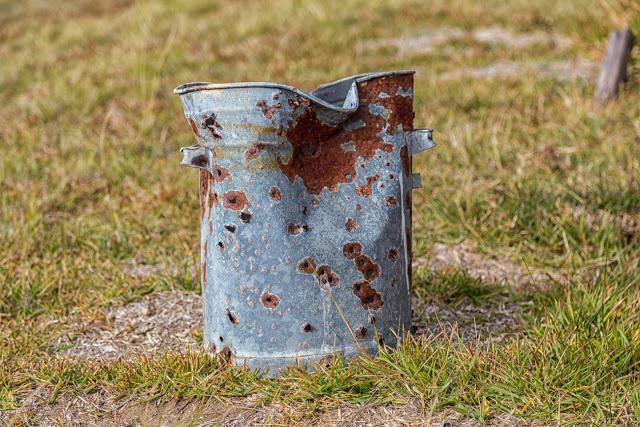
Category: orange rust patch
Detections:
[
  {"x1": 277, "y1": 74, "x2": 414, "y2": 195},
  {"x1": 297, "y1": 257, "x2": 316, "y2": 274},
  {"x1": 211, "y1": 165, "x2": 230, "y2": 182},
  {"x1": 222, "y1": 191, "x2": 247, "y2": 211},
  {"x1": 384, "y1": 196, "x2": 397, "y2": 207},
  {"x1": 355, "y1": 175, "x2": 379, "y2": 197},
  {"x1": 244, "y1": 143, "x2": 266, "y2": 161},
  {"x1": 345, "y1": 218, "x2": 358, "y2": 232},
  {"x1": 256, "y1": 100, "x2": 281, "y2": 120},
  {"x1": 352, "y1": 280, "x2": 383, "y2": 310},
  {"x1": 269, "y1": 187, "x2": 282, "y2": 200},
  {"x1": 343, "y1": 242, "x2": 363, "y2": 259},
  {"x1": 316, "y1": 265, "x2": 339, "y2": 287},
  {"x1": 261, "y1": 292, "x2": 280, "y2": 309},
  {"x1": 355, "y1": 255, "x2": 380, "y2": 281}
]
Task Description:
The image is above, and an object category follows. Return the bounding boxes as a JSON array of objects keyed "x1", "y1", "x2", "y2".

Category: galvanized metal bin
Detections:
[{"x1": 175, "y1": 71, "x2": 434, "y2": 373}]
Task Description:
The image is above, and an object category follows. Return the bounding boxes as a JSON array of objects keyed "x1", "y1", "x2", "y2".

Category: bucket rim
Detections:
[{"x1": 174, "y1": 70, "x2": 415, "y2": 112}]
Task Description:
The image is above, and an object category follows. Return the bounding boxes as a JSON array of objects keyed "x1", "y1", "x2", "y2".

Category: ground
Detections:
[{"x1": 1, "y1": 0, "x2": 639, "y2": 425}]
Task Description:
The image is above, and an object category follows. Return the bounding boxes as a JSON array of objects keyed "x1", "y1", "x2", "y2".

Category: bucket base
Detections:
[{"x1": 226, "y1": 342, "x2": 382, "y2": 376}]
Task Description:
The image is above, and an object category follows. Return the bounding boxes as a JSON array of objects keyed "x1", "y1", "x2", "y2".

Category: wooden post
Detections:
[{"x1": 595, "y1": 28, "x2": 635, "y2": 102}]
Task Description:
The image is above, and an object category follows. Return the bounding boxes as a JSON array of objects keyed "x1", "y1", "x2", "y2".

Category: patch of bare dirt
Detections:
[
  {"x1": 362, "y1": 26, "x2": 572, "y2": 57},
  {"x1": 54, "y1": 291, "x2": 202, "y2": 360},
  {"x1": 416, "y1": 243, "x2": 568, "y2": 291},
  {"x1": 438, "y1": 59, "x2": 597, "y2": 82},
  {"x1": 6, "y1": 393, "x2": 534, "y2": 426}
]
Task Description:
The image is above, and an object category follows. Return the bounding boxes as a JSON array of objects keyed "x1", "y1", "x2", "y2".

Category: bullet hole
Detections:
[
  {"x1": 219, "y1": 336, "x2": 224, "y2": 342},
  {"x1": 239, "y1": 211, "x2": 252, "y2": 223},
  {"x1": 388, "y1": 174, "x2": 395, "y2": 180},
  {"x1": 318, "y1": 355, "x2": 336, "y2": 369},
  {"x1": 316, "y1": 265, "x2": 339, "y2": 287},
  {"x1": 384, "y1": 196, "x2": 397, "y2": 207},
  {"x1": 217, "y1": 241, "x2": 224, "y2": 250},
  {"x1": 355, "y1": 255, "x2": 380, "y2": 281},
  {"x1": 385, "y1": 161, "x2": 391, "y2": 167},
  {"x1": 380, "y1": 183, "x2": 385, "y2": 189},
  {"x1": 302, "y1": 323, "x2": 313, "y2": 333},
  {"x1": 269, "y1": 187, "x2": 281, "y2": 200},
  {"x1": 302, "y1": 206, "x2": 308, "y2": 215},
  {"x1": 288, "y1": 223, "x2": 309, "y2": 235},
  {"x1": 390, "y1": 278, "x2": 397, "y2": 288},
  {"x1": 352, "y1": 280, "x2": 384, "y2": 309},
  {"x1": 368, "y1": 314, "x2": 376, "y2": 325},
  {"x1": 345, "y1": 218, "x2": 357, "y2": 232},
  {"x1": 388, "y1": 248, "x2": 398, "y2": 261},
  {"x1": 355, "y1": 203, "x2": 363, "y2": 212},
  {"x1": 223, "y1": 191, "x2": 248, "y2": 211},
  {"x1": 342, "y1": 242, "x2": 363, "y2": 259},
  {"x1": 297, "y1": 257, "x2": 316, "y2": 274},
  {"x1": 191, "y1": 155, "x2": 209, "y2": 169},
  {"x1": 211, "y1": 165, "x2": 230, "y2": 182},
  {"x1": 202, "y1": 114, "x2": 223, "y2": 139},
  {"x1": 355, "y1": 326, "x2": 367, "y2": 339},
  {"x1": 311, "y1": 198, "x2": 320, "y2": 207},
  {"x1": 224, "y1": 224, "x2": 236, "y2": 233},
  {"x1": 261, "y1": 292, "x2": 280, "y2": 309},
  {"x1": 226, "y1": 309, "x2": 238, "y2": 325}
]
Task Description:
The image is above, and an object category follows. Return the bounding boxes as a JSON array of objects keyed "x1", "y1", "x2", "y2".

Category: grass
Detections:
[{"x1": 1, "y1": 0, "x2": 639, "y2": 424}]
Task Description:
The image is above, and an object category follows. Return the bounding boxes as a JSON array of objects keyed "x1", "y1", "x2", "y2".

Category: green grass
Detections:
[{"x1": 1, "y1": 0, "x2": 639, "y2": 424}]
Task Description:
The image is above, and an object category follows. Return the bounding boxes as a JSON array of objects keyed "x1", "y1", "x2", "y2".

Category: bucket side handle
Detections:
[
  {"x1": 405, "y1": 129, "x2": 435, "y2": 189},
  {"x1": 180, "y1": 145, "x2": 214, "y2": 174}
]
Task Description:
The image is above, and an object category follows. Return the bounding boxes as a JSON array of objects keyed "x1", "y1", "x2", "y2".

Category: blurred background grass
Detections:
[{"x1": 1, "y1": 0, "x2": 639, "y2": 423}]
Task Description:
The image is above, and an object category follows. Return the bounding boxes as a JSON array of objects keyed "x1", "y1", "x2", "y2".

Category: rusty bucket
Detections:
[{"x1": 175, "y1": 71, "x2": 434, "y2": 373}]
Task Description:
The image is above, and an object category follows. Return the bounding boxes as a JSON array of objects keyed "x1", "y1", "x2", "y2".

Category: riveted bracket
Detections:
[
  {"x1": 406, "y1": 128, "x2": 435, "y2": 156},
  {"x1": 180, "y1": 145, "x2": 214, "y2": 174}
]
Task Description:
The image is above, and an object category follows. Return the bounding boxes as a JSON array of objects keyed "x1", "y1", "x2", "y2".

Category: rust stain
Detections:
[
  {"x1": 287, "y1": 96, "x2": 311, "y2": 113},
  {"x1": 202, "y1": 240, "x2": 207, "y2": 288},
  {"x1": 355, "y1": 255, "x2": 380, "y2": 281},
  {"x1": 221, "y1": 346, "x2": 232, "y2": 362},
  {"x1": 211, "y1": 165, "x2": 230, "y2": 182},
  {"x1": 310, "y1": 198, "x2": 320, "y2": 207},
  {"x1": 355, "y1": 203, "x2": 363, "y2": 212},
  {"x1": 245, "y1": 143, "x2": 266, "y2": 161},
  {"x1": 384, "y1": 196, "x2": 397, "y2": 207},
  {"x1": 316, "y1": 265, "x2": 339, "y2": 287},
  {"x1": 352, "y1": 280, "x2": 383, "y2": 309},
  {"x1": 191, "y1": 154, "x2": 208, "y2": 169},
  {"x1": 277, "y1": 74, "x2": 414, "y2": 195},
  {"x1": 261, "y1": 291, "x2": 280, "y2": 309},
  {"x1": 297, "y1": 257, "x2": 316, "y2": 274},
  {"x1": 345, "y1": 218, "x2": 358, "y2": 232},
  {"x1": 342, "y1": 242, "x2": 362, "y2": 259},
  {"x1": 355, "y1": 326, "x2": 367, "y2": 339},
  {"x1": 288, "y1": 223, "x2": 309, "y2": 235},
  {"x1": 269, "y1": 187, "x2": 282, "y2": 201},
  {"x1": 188, "y1": 118, "x2": 200, "y2": 137},
  {"x1": 400, "y1": 145, "x2": 410, "y2": 175},
  {"x1": 355, "y1": 175, "x2": 379, "y2": 197},
  {"x1": 256, "y1": 100, "x2": 281, "y2": 120},
  {"x1": 222, "y1": 191, "x2": 248, "y2": 211},
  {"x1": 202, "y1": 114, "x2": 223, "y2": 139},
  {"x1": 199, "y1": 170, "x2": 210, "y2": 218}
]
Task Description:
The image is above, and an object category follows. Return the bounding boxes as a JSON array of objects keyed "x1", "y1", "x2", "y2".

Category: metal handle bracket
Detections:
[{"x1": 406, "y1": 129, "x2": 435, "y2": 156}]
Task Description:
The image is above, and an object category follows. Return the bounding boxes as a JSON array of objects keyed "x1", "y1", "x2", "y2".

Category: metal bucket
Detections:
[{"x1": 175, "y1": 70, "x2": 434, "y2": 373}]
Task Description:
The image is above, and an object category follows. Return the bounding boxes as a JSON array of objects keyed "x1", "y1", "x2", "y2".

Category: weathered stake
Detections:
[{"x1": 595, "y1": 27, "x2": 635, "y2": 102}]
